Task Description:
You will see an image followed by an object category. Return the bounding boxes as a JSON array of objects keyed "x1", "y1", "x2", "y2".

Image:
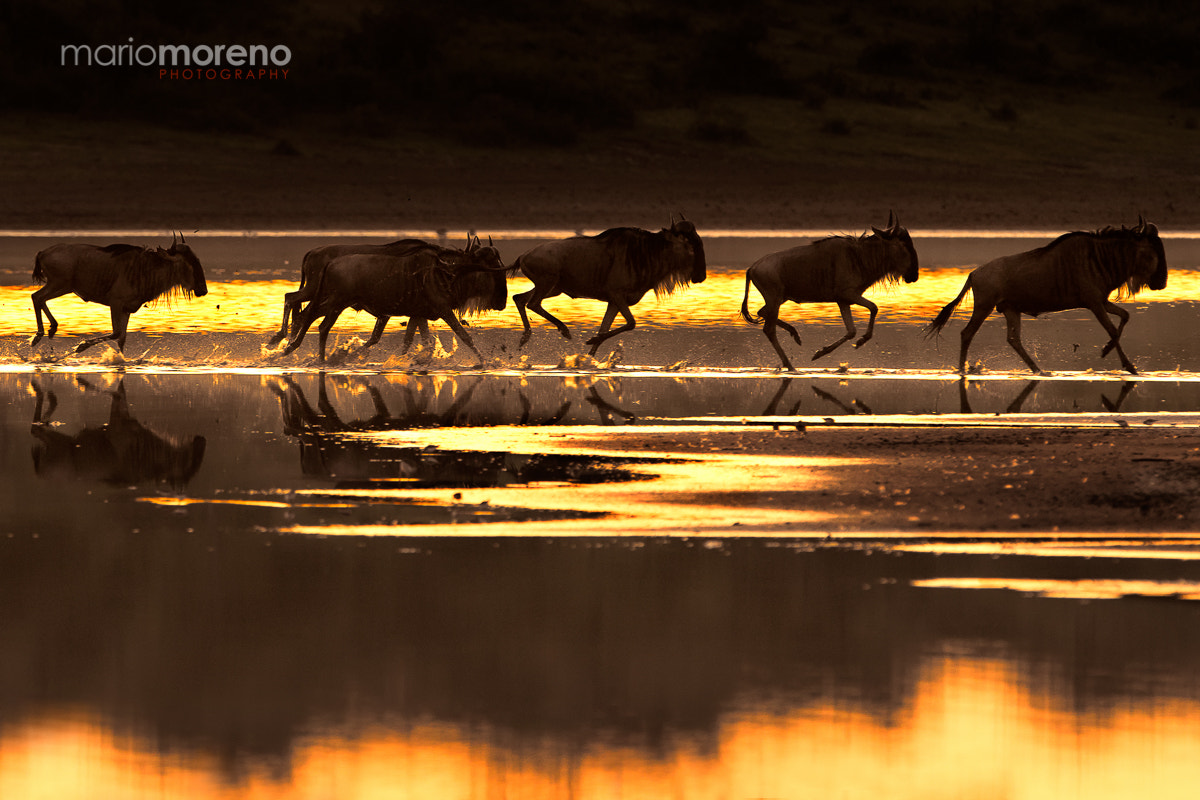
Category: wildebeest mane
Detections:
[
  {"x1": 406, "y1": 254, "x2": 493, "y2": 318},
  {"x1": 1036, "y1": 225, "x2": 1165, "y2": 299},
  {"x1": 136, "y1": 248, "x2": 198, "y2": 307},
  {"x1": 100, "y1": 243, "x2": 145, "y2": 256},
  {"x1": 595, "y1": 226, "x2": 694, "y2": 299},
  {"x1": 814, "y1": 231, "x2": 906, "y2": 291}
]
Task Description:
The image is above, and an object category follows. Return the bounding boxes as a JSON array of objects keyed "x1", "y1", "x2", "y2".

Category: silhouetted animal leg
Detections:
[
  {"x1": 755, "y1": 299, "x2": 796, "y2": 371},
  {"x1": 812, "y1": 303, "x2": 857, "y2": 360},
  {"x1": 1002, "y1": 309, "x2": 1044, "y2": 374},
  {"x1": 852, "y1": 298, "x2": 879, "y2": 349},
  {"x1": 757, "y1": 303, "x2": 802, "y2": 346},
  {"x1": 400, "y1": 318, "x2": 432, "y2": 354},
  {"x1": 316, "y1": 309, "x2": 344, "y2": 362},
  {"x1": 358, "y1": 316, "x2": 391, "y2": 353},
  {"x1": 1087, "y1": 303, "x2": 1137, "y2": 374},
  {"x1": 957, "y1": 302, "x2": 995, "y2": 373},
  {"x1": 269, "y1": 290, "x2": 301, "y2": 346},
  {"x1": 774, "y1": 318, "x2": 803, "y2": 345},
  {"x1": 76, "y1": 308, "x2": 130, "y2": 354},
  {"x1": 589, "y1": 305, "x2": 619, "y2": 352},
  {"x1": 585, "y1": 303, "x2": 635, "y2": 355},
  {"x1": 1095, "y1": 301, "x2": 1131, "y2": 360},
  {"x1": 762, "y1": 316, "x2": 796, "y2": 372},
  {"x1": 442, "y1": 314, "x2": 485, "y2": 363},
  {"x1": 31, "y1": 284, "x2": 67, "y2": 345},
  {"x1": 514, "y1": 286, "x2": 571, "y2": 346},
  {"x1": 281, "y1": 303, "x2": 324, "y2": 357}
]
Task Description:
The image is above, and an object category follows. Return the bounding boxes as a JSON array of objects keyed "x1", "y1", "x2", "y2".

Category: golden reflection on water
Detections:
[
  {"x1": 1, "y1": 269, "x2": 1197, "y2": 337},
  {"x1": 4, "y1": 656, "x2": 1199, "y2": 799}
]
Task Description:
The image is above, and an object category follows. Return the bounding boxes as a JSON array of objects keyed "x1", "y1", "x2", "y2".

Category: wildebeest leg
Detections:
[
  {"x1": 762, "y1": 317, "x2": 796, "y2": 372},
  {"x1": 441, "y1": 314, "x2": 486, "y2": 363},
  {"x1": 281, "y1": 303, "x2": 325, "y2": 357},
  {"x1": 1002, "y1": 309, "x2": 1044, "y2": 374},
  {"x1": 269, "y1": 290, "x2": 302, "y2": 346},
  {"x1": 852, "y1": 298, "x2": 879, "y2": 349},
  {"x1": 357, "y1": 316, "x2": 390, "y2": 353},
  {"x1": 401, "y1": 319, "x2": 434, "y2": 354},
  {"x1": 773, "y1": 317, "x2": 803, "y2": 346},
  {"x1": 515, "y1": 286, "x2": 571, "y2": 346},
  {"x1": 589, "y1": 305, "x2": 620, "y2": 352},
  {"x1": 1086, "y1": 303, "x2": 1137, "y2": 374},
  {"x1": 812, "y1": 303, "x2": 858, "y2": 360},
  {"x1": 315, "y1": 309, "x2": 345, "y2": 363},
  {"x1": 957, "y1": 302, "x2": 995, "y2": 373},
  {"x1": 1095, "y1": 301, "x2": 1131, "y2": 359},
  {"x1": 31, "y1": 284, "x2": 69, "y2": 345},
  {"x1": 756, "y1": 298, "x2": 796, "y2": 371},
  {"x1": 585, "y1": 303, "x2": 635, "y2": 355},
  {"x1": 75, "y1": 308, "x2": 131, "y2": 354}
]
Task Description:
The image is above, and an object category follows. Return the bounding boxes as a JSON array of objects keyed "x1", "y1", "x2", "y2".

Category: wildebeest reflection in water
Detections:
[
  {"x1": 763, "y1": 378, "x2": 875, "y2": 417},
  {"x1": 29, "y1": 378, "x2": 206, "y2": 489},
  {"x1": 269, "y1": 374, "x2": 664, "y2": 488},
  {"x1": 957, "y1": 378, "x2": 1138, "y2": 414}
]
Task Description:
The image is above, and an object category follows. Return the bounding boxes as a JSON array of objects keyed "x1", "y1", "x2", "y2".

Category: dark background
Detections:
[{"x1": 2, "y1": 0, "x2": 1198, "y2": 230}]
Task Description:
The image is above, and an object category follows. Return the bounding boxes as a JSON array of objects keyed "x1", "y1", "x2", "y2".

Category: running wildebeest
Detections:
[
  {"x1": 31, "y1": 232, "x2": 208, "y2": 353},
  {"x1": 281, "y1": 245, "x2": 509, "y2": 363},
  {"x1": 512, "y1": 217, "x2": 707, "y2": 355},
  {"x1": 739, "y1": 213, "x2": 920, "y2": 370},
  {"x1": 924, "y1": 218, "x2": 1168, "y2": 374},
  {"x1": 268, "y1": 235, "x2": 489, "y2": 346}
]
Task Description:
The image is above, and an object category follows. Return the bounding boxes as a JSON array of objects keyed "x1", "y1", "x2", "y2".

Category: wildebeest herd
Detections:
[{"x1": 26, "y1": 215, "x2": 1171, "y2": 374}]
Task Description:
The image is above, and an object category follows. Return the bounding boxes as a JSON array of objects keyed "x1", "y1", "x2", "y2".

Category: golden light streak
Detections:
[{"x1": 913, "y1": 577, "x2": 1200, "y2": 599}]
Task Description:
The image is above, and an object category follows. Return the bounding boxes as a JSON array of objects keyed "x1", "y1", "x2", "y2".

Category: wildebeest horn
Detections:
[
  {"x1": 180, "y1": 231, "x2": 187, "y2": 244},
  {"x1": 887, "y1": 210, "x2": 897, "y2": 230},
  {"x1": 172, "y1": 230, "x2": 178, "y2": 246},
  {"x1": 1136, "y1": 214, "x2": 1146, "y2": 233},
  {"x1": 488, "y1": 235, "x2": 493, "y2": 247}
]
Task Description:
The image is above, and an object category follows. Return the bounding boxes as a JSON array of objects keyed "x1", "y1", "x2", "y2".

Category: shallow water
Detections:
[{"x1": 3, "y1": 232, "x2": 1200, "y2": 798}]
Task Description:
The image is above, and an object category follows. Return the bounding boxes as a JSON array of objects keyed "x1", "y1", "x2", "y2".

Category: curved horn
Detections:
[
  {"x1": 488, "y1": 235, "x2": 494, "y2": 247},
  {"x1": 180, "y1": 231, "x2": 187, "y2": 244},
  {"x1": 172, "y1": 230, "x2": 179, "y2": 246},
  {"x1": 887, "y1": 210, "x2": 897, "y2": 230},
  {"x1": 1136, "y1": 214, "x2": 1146, "y2": 233},
  {"x1": 669, "y1": 213, "x2": 676, "y2": 227}
]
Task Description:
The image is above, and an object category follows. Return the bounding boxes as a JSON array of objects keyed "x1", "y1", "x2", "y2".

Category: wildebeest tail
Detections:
[
  {"x1": 739, "y1": 272, "x2": 761, "y2": 325},
  {"x1": 32, "y1": 253, "x2": 47, "y2": 285},
  {"x1": 923, "y1": 277, "x2": 972, "y2": 338}
]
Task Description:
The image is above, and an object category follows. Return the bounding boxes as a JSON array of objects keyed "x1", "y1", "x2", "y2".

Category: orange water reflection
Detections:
[
  {"x1": 4, "y1": 656, "x2": 1199, "y2": 799},
  {"x1": 2, "y1": 269, "x2": 1197, "y2": 337}
]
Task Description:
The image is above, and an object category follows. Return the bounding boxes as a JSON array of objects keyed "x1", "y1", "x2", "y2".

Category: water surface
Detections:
[{"x1": 2, "y1": 232, "x2": 1200, "y2": 798}]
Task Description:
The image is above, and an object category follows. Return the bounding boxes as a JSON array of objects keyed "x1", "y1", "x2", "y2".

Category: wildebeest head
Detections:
[
  {"x1": 167, "y1": 232, "x2": 208, "y2": 297},
  {"x1": 667, "y1": 217, "x2": 706, "y2": 284},
  {"x1": 1132, "y1": 216, "x2": 1168, "y2": 292},
  {"x1": 455, "y1": 244, "x2": 509, "y2": 313},
  {"x1": 871, "y1": 212, "x2": 919, "y2": 284}
]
